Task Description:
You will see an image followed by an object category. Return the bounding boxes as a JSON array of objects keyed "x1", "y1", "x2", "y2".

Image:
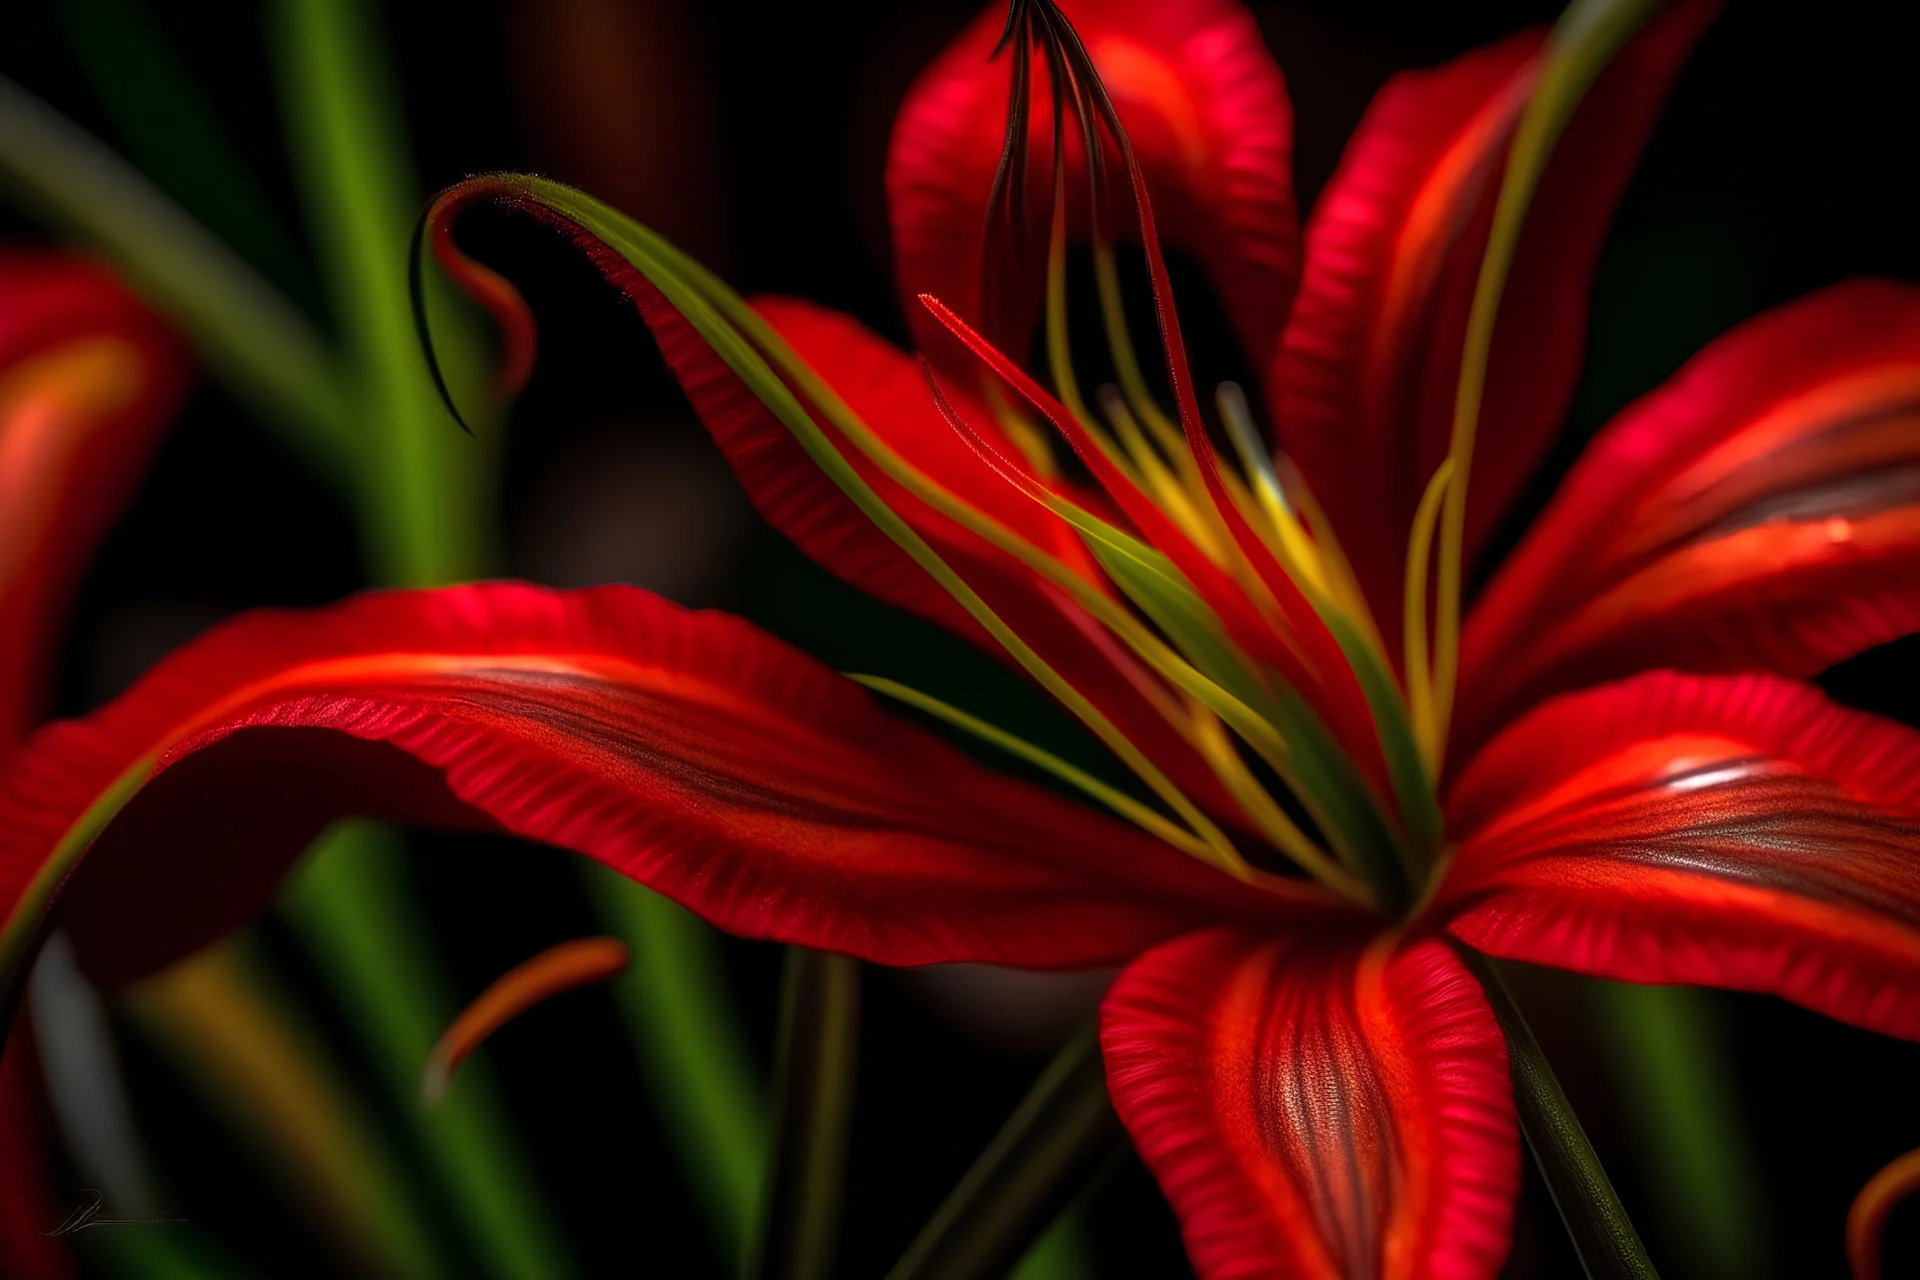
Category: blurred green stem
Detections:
[
  {"x1": 54, "y1": 0, "x2": 313, "y2": 304},
  {"x1": 1593, "y1": 982, "x2": 1765, "y2": 1279},
  {"x1": 1009, "y1": 1206, "x2": 1094, "y2": 1280},
  {"x1": 0, "y1": 75, "x2": 354, "y2": 487},
  {"x1": 746, "y1": 949, "x2": 859, "y2": 1280},
  {"x1": 268, "y1": 0, "x2": 489, "y2": 587},
  {"x1": 264, "y1": 3, "x2": 566, "y2": 1275},
  {"x1": 1467, "y1": 951, "x2": 1661, "y2": 1280},
  {"x1": 888, "y1": 1023, "x2": 1122, "y2": 1280},
  {"x1": 122, "y1": 938, "x2": 449, "y2": 1280},
  {"x1": 10, "y1": 5, "x2": 770, "y2": 1272},
  {"x1": 281, "y1": 825, "x2": 569, "y2": 1280},
  {"x1": 589, "y1": 871, "x2": 768, "y2": 1259}
]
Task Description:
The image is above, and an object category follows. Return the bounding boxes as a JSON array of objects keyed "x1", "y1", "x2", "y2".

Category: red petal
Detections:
[
  {"x1": 438, "y1": 185, "x2": 1263, "y2": 824},
  {"x1": 1273, "y1": 3, "x2": 1718, "y2": 637},
  {"x1": 0, "y1": 252, "x2": 188, "y2": 740},
  {"x1": 1102, "y1": 927, "x2": 1518, "y2": 1279},
  {"x1": 660, "y1": 292, "x2": 1249, "y2": 819},
  {"x1": 1459, "y1": 281, "x2": 1920, "y2": 754},
  {"x1": 0, "y1": 584, "x2": 1307, "y2": 998},
  {"x1": 887, "y1": 0, "x2": 1298, "y2": 369},
  {"x1": 1442, "y1": 671, "x2": 1920, "y2": 1040}
]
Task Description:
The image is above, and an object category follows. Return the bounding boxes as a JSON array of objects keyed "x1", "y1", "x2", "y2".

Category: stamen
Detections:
[
  {"x1": 982, "y1": 382, "x2": 1059, "y2": 481},
  {"x1": 850, "y1": 674, "x2": 1232, "y2": 870},
  {"x1": 1279, "y1": 458, "x2": 1387, "y2": 659},
  {"x1": 422, "y1": 938, "x2": 629, "y2": 1103},
  {"x1": 1403, "y1": 459, "x2": 1455, "y2": 773},
  {"x1": 1216, "y1": 382, "x2": 1328, "y2": 598},
  {"x1": 1186, "y1": 709, "x2": 1371, "y2": 901},
  {"x1": 1848, "y1": 1145, "x2": 1920, "y2": 1280},
  {"x1": 1099, "y1": 387, "x2": 1227, "y2": 562}
]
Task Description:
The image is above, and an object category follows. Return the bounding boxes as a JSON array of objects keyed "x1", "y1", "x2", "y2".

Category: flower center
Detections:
[{"x1": 889, "y1": 0, "x2": 1471, "y2": 919}]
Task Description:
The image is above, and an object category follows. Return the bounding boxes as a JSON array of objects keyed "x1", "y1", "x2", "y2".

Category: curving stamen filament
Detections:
[
  {"x1": 422, "y1": 938, "x2": 630, "y2": 1104},
  {"x1": 1848, "y1": 1145, "x2": 1920, "y2": 1280},
  {"x1": 1404, "y1": 459, "x2": 1456, "y2": 773}
]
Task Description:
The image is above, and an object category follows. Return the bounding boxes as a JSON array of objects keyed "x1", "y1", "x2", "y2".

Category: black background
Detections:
[{"x1": 5, "y1": 0, "x2": 1920, "y2": 1275}]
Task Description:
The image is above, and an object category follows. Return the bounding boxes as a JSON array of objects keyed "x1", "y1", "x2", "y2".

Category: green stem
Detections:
[
  {"x1": 887, "y1": 1023, "x2": 1123, "y2": 1280},
  {"x1": 122, "y1": 937, "x2": 449, "y2": 1280},
  {"x1": 1009, "y1": 1206, "x2": 1094, "y2": 1280},
  {"x1": 54, "y1": 0, "x2": 314, "y2": 304},
  {"x1": 1464, "y1": 950, "x2": 1661, "y2": 1280},
  {"x1": 267, "y1": 0, "x2": 489, "y2": 586},
  {"x1": 746, "y1": 948, "x2": 860, "y2": 1280},
  {"x1": 1593, "y1": 982, "x2": 1765, "y2": 1279},
  {"x1": 0, "y1": 75, "x2": 354, "y2": 486},
  {"x1": 587, "y1": 870, "x2": 768, "y2": 1260},
  {"x1": 260, "y1": 6, "x2": 565, "y2": 1276},
  {"x1": 280, "y1": 824, "x2": 572, "y2": 1280}
]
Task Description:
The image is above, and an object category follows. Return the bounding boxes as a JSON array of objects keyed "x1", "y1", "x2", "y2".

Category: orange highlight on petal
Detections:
[
  {"x1": 422, "y1": 936, "x2": 630, "y2": 1104},
  {"x1": 1849, "y1": 1145, "x2": 1920, "y2": 1280}
]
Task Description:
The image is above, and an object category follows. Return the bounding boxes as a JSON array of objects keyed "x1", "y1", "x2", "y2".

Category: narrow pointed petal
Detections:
[
  {"x1": 888, "y1": 0, "x2": 1298, "y2": 367},
  {"x1": 1273, "y1": 3, "x2": 1718, "y2": 636},
  {"x1": 0, "y1": 584, "x2": 1309, "y2": 1004},
  {"x1": 1, "y1": 252, "x2": 187, "y2": 740},
  {"x1": 1442, "y1": 671, "x2": 1920, "y2": 1041},
  {"x1": 1102, "y1": 927, "x2": 1518, "y2": 1280},
  {"x1": 1459, "y1": 281, "x2": 1920, "y2": 753}
]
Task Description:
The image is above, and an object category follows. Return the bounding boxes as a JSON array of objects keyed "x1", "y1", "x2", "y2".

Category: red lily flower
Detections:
[
  {"x1": 0, "y1": 251, "x2": 186, "y2": 1277},
  {"x1": 3, "y1": 2, "x2": 1920, "y2": 1275}
]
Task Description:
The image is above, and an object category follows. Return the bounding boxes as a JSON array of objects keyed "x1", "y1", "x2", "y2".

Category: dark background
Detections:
[{"x1": 5, "y1": 0, "x2": 1920, "y2": 1275}]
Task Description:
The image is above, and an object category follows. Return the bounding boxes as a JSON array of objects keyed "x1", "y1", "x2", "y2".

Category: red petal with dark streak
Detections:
[
  {"x1": 1458, "y1": 281, "x2": 1920, "y2": 755},
  {"x1": 1274, "y1": 3, "x2": 1718, "y2": 639},
  {"x1": 1102, "y1": 927, "x2": 1517, "y2": 1279},
  {"x1": 1443, "y1": 671, "x2": 1920, "y2": 1040},
  {"x1": 888, "y1": 0, "x2": 1298, "y2": 371},
  {"x1": 0, "y1": 584, "x2": 1311, "y2": 1001},
  {"x1": 1, "y1": 253, "x2": 187, "y2": 740}
]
